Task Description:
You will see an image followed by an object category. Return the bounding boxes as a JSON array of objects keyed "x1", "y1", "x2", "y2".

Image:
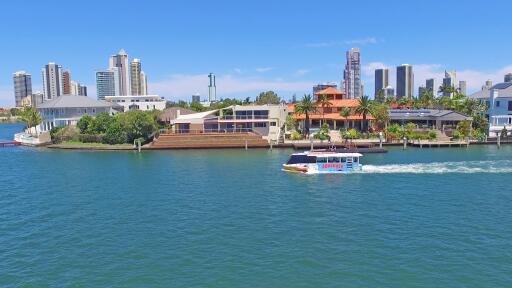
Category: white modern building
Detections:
[
  {"x1": 104, "y1": 95, "x2": 166, "y2": 111},
  {"x1": 96, "y1": 68, "x2": 120, "y2": 100}
]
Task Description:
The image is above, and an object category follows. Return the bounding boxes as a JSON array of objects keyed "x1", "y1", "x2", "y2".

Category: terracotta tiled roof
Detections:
[
  {"x1": 288, "y1": 99, "x2": 359, "y2": 111},
  {"x1": 293, "y1": 113, "x2": 374, "y2": 121},
  {"x1": 315, "y1": 87, "x2": 344, "y2": 95}
]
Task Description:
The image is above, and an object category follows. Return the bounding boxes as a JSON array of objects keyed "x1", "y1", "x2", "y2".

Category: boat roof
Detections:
[{"x1": 293, "y1": 151, "x2": 363, "y2": 157}]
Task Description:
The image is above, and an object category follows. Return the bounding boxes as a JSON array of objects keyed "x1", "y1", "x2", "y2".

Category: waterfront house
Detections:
[
  {"x1": 170, "y1": 104, "x2": 288, "y2": 143},
  {"x1": 469, "y1": 82, "x2": 512, "y2": 135},
  {"x1": 104, "y1": 95, "x2": 166, "y2": 111},
  {"x1": 37, "y1": 95, "x2": 119, "y2": 132},
  {"x1": 289, "y1": 87, "x2": 373, "y2": 130},
  {"x1": 389, "y1": 109, "x2": 472, "y2": 130},
  {"x1": 158, "y1": 107, "x2": 196, "y2": 124}
]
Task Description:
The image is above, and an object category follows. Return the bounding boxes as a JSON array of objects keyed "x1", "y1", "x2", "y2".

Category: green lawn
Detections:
[{"x1": 49, "y1": 140, "x2": 134, "y2": 150}]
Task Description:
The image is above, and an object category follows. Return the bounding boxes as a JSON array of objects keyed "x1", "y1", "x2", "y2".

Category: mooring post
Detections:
[
  {"x1": 497, "y1": 134, "x2": 501, "y2": 149},
  {"x1": 245, "y1": 140, "x2": 248, "y2": 150},
  {"x1": 379, "y1": 132, "x2": 383, "y2": 149},
  {"x1": 138, "y1": 140, "x2": 141, "y2": 152},
  {"x1": 310, "y1": 138, "x2": 313, "y2": 151},
  {"x1": 270, "y1": 140, "x2": 273, "y2": 151},
  {"x1": 403, "y1": 137, "x2": 407, "y2": 150}
]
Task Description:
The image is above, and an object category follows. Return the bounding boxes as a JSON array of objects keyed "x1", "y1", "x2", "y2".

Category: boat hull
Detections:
[{"x1": 282, "y1": 163, "x2": 363, "y2": 174}]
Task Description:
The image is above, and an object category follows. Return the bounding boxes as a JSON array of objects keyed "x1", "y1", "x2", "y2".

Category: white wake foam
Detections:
[{"x1": 363, "y1": 160, "x2": 512, "y2": 174}]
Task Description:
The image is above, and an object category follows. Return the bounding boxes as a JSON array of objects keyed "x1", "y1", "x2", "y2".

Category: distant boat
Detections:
[{"x1": 282, "y1": 150, "x2": 363, "y2": 174}]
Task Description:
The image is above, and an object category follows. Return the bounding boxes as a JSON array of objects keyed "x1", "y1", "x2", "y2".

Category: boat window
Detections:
[
  {"x1": 327, "y1": 157, "x2": 338, "y2": 163},
  {"x1": 286, "y1": 155, "x2": 316, "y2": 164},
  {"x1": 316, "y1": 157, "x2": 327, "y2": 163},
  {"x1": 340, "y1": 157, "x2": 346, "y2": 162},
  {"x1": 353, "y1": 157, "x2": 359, "y2": 163}
]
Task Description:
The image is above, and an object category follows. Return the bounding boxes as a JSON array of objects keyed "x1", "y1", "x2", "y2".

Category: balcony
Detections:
[{"x1": 221, "y1": 115, "x2": 269, "y2": 120}]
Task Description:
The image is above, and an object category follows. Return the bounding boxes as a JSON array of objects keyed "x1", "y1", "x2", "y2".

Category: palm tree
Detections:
[
  {"x1": 355, "y1": 95, "x2": 373, "y2": 132},
  {"x1": 339, "y1": 107, "x2": 351, "y2": 129},
  {"x1": 316, "y1": 94, "x2": 332, "y2": 126},
  {"x1": 420, "y1": 89, "x2": 435, "y2": 109},
  {"x1": 20, "y1": 106, "x2": 42, "y2": 136},
  {"x1": 294, "y1": 94, "x2": 318, "y2": 137}
]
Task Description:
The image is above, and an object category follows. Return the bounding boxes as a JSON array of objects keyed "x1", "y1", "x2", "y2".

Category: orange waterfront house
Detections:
[{"x1": 289, "y1": 87, "x2": 374, "y2": 131}]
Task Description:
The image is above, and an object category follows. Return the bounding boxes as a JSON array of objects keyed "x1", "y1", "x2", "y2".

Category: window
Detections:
[
  {"x1": 508, "y1": 101, "x2": 512, "y2": 111},
  {"x1": 496, "y1": 101, "x2": 500, "y2": 107},
  {"x1": 254, "y1": 122, "x2": 267, "y2": 128},
  {"x1": 316, "y1": 157, "x2": 327, "y2": 163},
  {"x1": 270, "y1": 122, "x2": 276, "y2": 126}
]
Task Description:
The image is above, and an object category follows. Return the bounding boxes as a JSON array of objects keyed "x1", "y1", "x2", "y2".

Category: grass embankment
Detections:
[{"x1": 47, "y1": 140, "x2": 134, "y2": 150}]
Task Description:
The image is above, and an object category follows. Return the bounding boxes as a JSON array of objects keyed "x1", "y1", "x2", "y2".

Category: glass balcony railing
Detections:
[{"x1": 221, "y1": 115, "x2": 269, "y2": 120}]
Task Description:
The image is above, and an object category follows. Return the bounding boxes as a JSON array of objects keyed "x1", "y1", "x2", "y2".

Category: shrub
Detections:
[
  {"x1": 79, "y1": 134, "x2": 103, "y2": 143},
  {"x1": 501, "y1": 126, "x2": 508, "y2": 139},
  {"x1": 345, "y1": 129, "x2": 360, "y2": 139},
  {"x1": 452, "y1": 130, "x2": 461, "y2": 140},
  {"x1": 313, "y1": 123, "x2": 330, "y2": 141},
  {"x1": 428, "y1": 130, "x2": 437, "y2": 141},
  {"x1": 290, "y1": 131, "x2": 303, "y2": 140}
]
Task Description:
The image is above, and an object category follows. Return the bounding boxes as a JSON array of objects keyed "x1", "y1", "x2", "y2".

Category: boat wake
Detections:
[{"x1": 363, "y1": 160, "x2": 512, "y2": 174}]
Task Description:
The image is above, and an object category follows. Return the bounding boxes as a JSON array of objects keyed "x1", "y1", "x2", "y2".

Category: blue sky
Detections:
[{"x1": 1, "y1": 0, "x2": 511, "y2": 106}]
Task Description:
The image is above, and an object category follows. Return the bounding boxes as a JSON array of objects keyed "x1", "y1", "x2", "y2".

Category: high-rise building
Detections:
[
  {"x1": 396, "y1": 64, "x2": 414, "y2": 98},
  {"x1": 418, "y1": 86, "x2": 427, "y2": 98},
  {"x1": 208, "y1": 73, "x2": 216, "y2": 102},
  {"x1": 41, "y1": 62, "x2": 63, "y2": 101},
  {"x1": 343, "y1": 48, "x2": 362, "y2": 99},
  {"x1": 96, "y1": 68, "x2": 120, "y2": 100},
  {"x1": 62, "y1": 69, "x2": 71, "y2": 95},
  {"x1": 79, "y1": 85, "x2": 87, "y2": 96},
  {"x1": 140, "y1": 71, "x2": 148, "y2": 95},
  {"x1": 313, "y1": 83, "x2": 337, "y2": 100},
  {"x1": 374, "y1": 68, "x2": 389, "y2": 98},
  {"x1": 192, "y1": 94, "x2": 200, "y2": 103},
  {"x1": 383, "y1": 86, "x2": 395, "y2": 98},
  {"x1": 130, "y1": 58, "x2": 142, "y2": 95},
  {"x1": 505, "y1": 73, "x2": 512, "y2": 83},
  {"x1": 442, "y1": 70, "x2": 457, "y2": 97},
  {"x1": 13, "y1": 71, "x2": 32, "y2": 107},
  {"x1": 426, "y1": 78, "x2": 436, "y2": 96},
  {"x1": 459, "y1": 80, "x2": 467, "y2": 96},
  {"x1": 31, "y1": 92, "x2": 44, "y2": 108},
  {"x1": 109, "y1": 49, "x2": 129, "y2": 95}
]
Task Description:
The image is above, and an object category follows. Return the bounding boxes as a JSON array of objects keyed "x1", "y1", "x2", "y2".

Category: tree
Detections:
[
  {"x1": 339, "y1": 107, "x2": 351, "y2": 129},
  {"x1": 20, "y1": 106, "x2": 42, "y2": 136},
  {"x1": 294, "y1": 94, "x2": 317, "y2": 136},
  {"x1": 456, "y1": 120, "x2": 472, "y2": 139},
  {"x1": 90, "y1": 112, "x2": 112, "y2": 134},
  {"x1": 189, "y1": 101, "x2": 206, "y2": 112},
  {"x1": 355, "y1": 95, "x2": 373, "y2": 132},
  {"x1": 420, "y1": 89, "x2": 435, "y2": 109},
  {"x1": 316, "y1": 94, "x2": 333, "y2": 125},
  {"x1": 371, "y1": 103, "x2": 390, "y2": 130},
  {"x1": 285, "y1": 115, "x2": 297, "y2": 131},
  {"x1": 102, "y1": 119, "x2": 128, "y2": 144},
  {"x1": 255, "y1": 91, "x2": 280, "y2": 105},
  {"x1": 117, "y1": 110, "x2": 158, "y2": 142},
  {"x1": 77, "y1": 115, "x2": 94, "y2": 134},
  {"x1": 375, "y1": 89, "x2": 386, "y2": 102}
]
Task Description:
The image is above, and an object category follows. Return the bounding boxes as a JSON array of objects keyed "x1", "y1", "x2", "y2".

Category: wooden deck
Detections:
[{"x1": 146, "y1": 132, "x2": 269, "y2": 149}]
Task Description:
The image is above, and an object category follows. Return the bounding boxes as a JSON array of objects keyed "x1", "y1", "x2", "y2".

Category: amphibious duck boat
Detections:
[{"x1": 283, "y1": 150, "x2": 363, "y2": 174}]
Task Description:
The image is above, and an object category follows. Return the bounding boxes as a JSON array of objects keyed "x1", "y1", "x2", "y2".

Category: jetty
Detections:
[{"x1": 0, "y1": 141, "x2": 21, "y2": 147}]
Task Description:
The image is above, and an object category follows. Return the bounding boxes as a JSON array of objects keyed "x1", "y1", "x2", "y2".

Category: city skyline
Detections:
[{"x1": 2, "y1": 0, "x2": 512, "y2": 106}]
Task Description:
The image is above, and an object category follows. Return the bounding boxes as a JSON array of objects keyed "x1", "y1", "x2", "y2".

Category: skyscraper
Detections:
[
  {"x1": 130, "y1": 58, "x2": 142, "y2": 95},
  {"x1": 396, "y1": 64, "x2": 414, "y2": 98},
  {"x1": 374, "y1": 68, "x2": 389, "y2": 99},
  {"x1": 140, "y1": 71, "x2": 148, "y2": 95},
  {"x1": 442, "y1": 70, "x2": 457, "y2": 97},
  {"x1": 109, "y1": 49, "x2": 129, "y2": 95},
  {"x1": 343, "y1": 48, "x2": 362, "y2": 99},
  {"x1": 41, "y1": 62, "x2": 63, "y2": 101},
  {"x1": 459, "y1": 80, "x2": 467, "y2": 96},
  {"x1": 96, "y1": 68, "x2": 120, "y2": 100},
  {"x1": 208, "y1": 73, "x2": 216, "y2": 102},
  {"x1": 192, "y1": 94, "x2": 200, "y2": 103},
  {"x1": 505, "y1": 73, "x2": 512, "y2": 83},
  {"x1": 426, "y1": 78, "x2": 436, "y2": 96},
  {"x1": 62, "y1": 69, "x2": 71, "y2": 95},
  {"x1": 13, "y1": 71, "x2": 32, "y2": 107}
]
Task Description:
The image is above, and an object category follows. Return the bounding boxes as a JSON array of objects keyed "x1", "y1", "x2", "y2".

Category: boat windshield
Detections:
[{"x1": 286, "y1": 155, "x2": 317, "y2": 164}]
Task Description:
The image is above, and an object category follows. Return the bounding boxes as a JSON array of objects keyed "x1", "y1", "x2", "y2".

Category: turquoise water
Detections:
[{"x1": 1, "y1": 123, "x2": 511, "y2": 287}]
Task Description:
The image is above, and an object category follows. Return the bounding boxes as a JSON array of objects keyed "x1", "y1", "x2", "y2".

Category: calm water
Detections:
[{"x1": 1, "y1": 123, "x2": 511, "y2": 287}]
